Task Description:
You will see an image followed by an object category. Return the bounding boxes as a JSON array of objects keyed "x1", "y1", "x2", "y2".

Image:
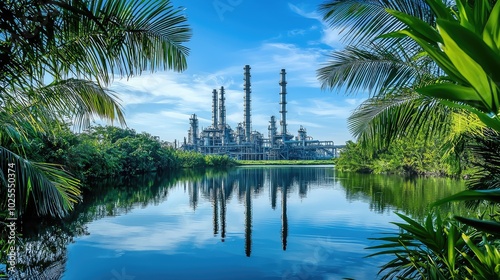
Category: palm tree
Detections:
[
  {"x1": 0, "y1": 0, "x2": 191, "y2": 217},
  {"x1": 317, "y1": 0, "x2": 472, "y2": 152},
  {"x1": 318, "y1": 0, "x2": 500, "y2": 278}
]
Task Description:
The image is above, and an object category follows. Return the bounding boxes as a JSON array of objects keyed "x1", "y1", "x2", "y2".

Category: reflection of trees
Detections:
[
  {"x1": 334, "y1": 171, "x2": 468, "y2": 219},
  {"x1": 6, "y1": 169, "x2": 216, "y2": 279}
]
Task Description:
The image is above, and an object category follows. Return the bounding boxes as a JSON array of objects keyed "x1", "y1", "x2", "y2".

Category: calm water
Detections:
[{"x1": 8, "y1": 166, "x2": 465, "y2": 280}]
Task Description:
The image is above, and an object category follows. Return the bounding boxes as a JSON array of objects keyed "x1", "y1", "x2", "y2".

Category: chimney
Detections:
[
  {"x1": 279, "y1": 69, "x2": 287, "y2": 141},
  {"x1": 212, "y1": 89, "x2": 218, "y2": 128},
  {"x1": 218, "y1": 86, "x2": 226, "y2": 129},
  {"x1": 243, "y1": 65, "x2": 251, "y2": 142}
]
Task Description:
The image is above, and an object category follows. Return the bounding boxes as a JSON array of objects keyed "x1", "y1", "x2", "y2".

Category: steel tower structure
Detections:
[
  {"x1": 279, "y1": 69, "x2": 288, "y2": 141},
  {"x1": 243, "y1": 65, "x2": 251, "y2": 142}
]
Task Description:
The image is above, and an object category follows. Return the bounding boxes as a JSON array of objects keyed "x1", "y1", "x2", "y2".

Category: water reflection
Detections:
[{"x1": 2, "y1": 166, "x2": 466, "y2": 279}]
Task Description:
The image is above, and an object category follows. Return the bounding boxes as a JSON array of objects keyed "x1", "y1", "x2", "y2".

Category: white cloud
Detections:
[
  {"x1": 296, "y1": 99, "x2": 357, "y2": 119},
  {"x1": 288, "y1": 2, "x2": 344, "y2": 49},
  {"x1": 287, "y1": 3, "x2": 322, "y2": 21},
  {"x1": 321, "y1": 27, "x2": 343, "y2": 48},
  {"x1": 288, "y1": 28, "x2": 306, "y2": 37}
]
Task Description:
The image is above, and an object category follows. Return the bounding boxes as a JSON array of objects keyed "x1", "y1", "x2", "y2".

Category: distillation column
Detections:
[
  {"x1": 279, "y1": 69, "x2": 288, "y2": 142},
  {"x1": 243, "y1": 65, "x2": 252, "y2": 142},
  {"x1": 219, "y1": 86, "x2": 226, "y2": 130},
  {"x1": 219, "y1": 86, "x2": 227, "y2": 145},
  {"x1": 189, "y1": 114, "x2": 199, "y2": 147},
  {"x1": 212, "y1": 89, "x2": 218, "y2": 128},
  {"x1": 268, "y1": 116, "x2": 277, "y2": 148}
]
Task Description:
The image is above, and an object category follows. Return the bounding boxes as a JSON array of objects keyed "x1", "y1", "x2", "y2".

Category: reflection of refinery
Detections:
[
  {"x1": 185, "y1": 167, "x2": 334, "y2": 256},
  {"x1": 181, "y1": 65, "x2": 343, "y2": 160}
]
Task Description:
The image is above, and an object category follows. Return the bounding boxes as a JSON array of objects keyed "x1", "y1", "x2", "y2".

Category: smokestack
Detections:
[
  {"x1": 219, "y1": 86, "x2": 226, "y2": 129},
  {"x1": 243, "y1": 65, "x2": 251, "y2": 142},
  {"x1": 279, "y1": 69, "x2": 287, "y2": 140},
  {"x1": 212, "y1": 89, "x2": 218, "y2": 128}
]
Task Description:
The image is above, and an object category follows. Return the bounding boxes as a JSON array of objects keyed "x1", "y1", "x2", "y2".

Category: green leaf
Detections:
[
  {"x1": 483, "y1": 0, "x2": 500, "y2": 52},
  {"x1": 447, "y1": 229, "x2": 456, "y2": 270},
  {"x1": 433, "y1": 189, "x2": 500, "y2": 206},
  {"x1": 455, "y1": 0, "x2": 476, "y2": 32},
  {"x1": 439, "y1": 100, "x2": 500, "y2": 132},
  {"x1": 424, "y1": 0, "x2": 453, "y2": 20},
  {"x1": 392, "y1": 29, "x2": 467, "y2": 84},
  {"x1": 417, "y1": 83, "x2": 490, "y2": 113},
  {"x1": 437, "y1": 19, "x2": 500, "y2": 113},
  {"x1": 385, "y1": 9, "x2": 442, "y2": 44},
  {"x1": 455, "y1": 217, "x2": 500, "y2": 236}
]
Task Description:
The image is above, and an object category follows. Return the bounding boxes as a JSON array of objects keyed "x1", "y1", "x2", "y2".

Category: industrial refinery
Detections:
[{"x1": 181, "y1": 65, "x2": 342, "y2": 160}]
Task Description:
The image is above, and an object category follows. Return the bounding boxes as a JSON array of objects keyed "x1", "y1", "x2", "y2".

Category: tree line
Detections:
[{"x1": 25, "y1": 124, "x2": 236, "y2": 184}]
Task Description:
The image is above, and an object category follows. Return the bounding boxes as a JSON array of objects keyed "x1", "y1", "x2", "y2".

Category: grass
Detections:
[{"x1": 236, "y1": 159, "x2": 336, "y2": 165}]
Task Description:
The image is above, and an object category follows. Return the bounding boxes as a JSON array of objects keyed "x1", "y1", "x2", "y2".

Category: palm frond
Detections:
[
  {"x1": 349, "y1": 92, "x2": 453, "y2": 149},
  {"x1": 0, "y1": 146, "x2": 80, "y2": 217},
  {"x1": 2, "y1": 78, "x2": 125, "y2": 140},
  {"x1": 463, "y1": 129, "x2": 500, "y2": 208},
  {"x1": 49, "y1": 0, "x2": 191, "y2": 85},
  {"x1": 319, "y1": 0, "x2": 434, "y2": 46},
  {"x1": 317, "y1": 44, "x2": 434, "y2": 94},
  {"x1": 35, "y1": 79, "x2": 126, "y2": 129}
]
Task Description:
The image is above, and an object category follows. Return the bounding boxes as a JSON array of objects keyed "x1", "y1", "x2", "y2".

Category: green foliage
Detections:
[
  {"x1": 334, "y1": 141, "x2": 373, "y2": 173},
  {"x1": 368, "y1": 212, "x2": 500, "y2": 280},
  {"x1": 0, "y1": 0, "x2": 191, "y2": 218},
  {"x1": 22, "y1": 124, "x2": 236, "y2": 186},
  {"x1": 175, "y1": 150, "x2": 206, "y2": 168},
  {"x1": 320, "y1": 1, "x2": 500, "y2": 277},
  {"x1": 204, "y1": 155, "x2": 237, "y2": 167},
  {"x1": 385, "y1": 0, "x2": 500, "y2": 129},
  {"x1": 173, "y1": 151, "x2": 236, "y2": 169},
  {"x1": 335, "y1": 136, "x2": 460, "y2": 176}
]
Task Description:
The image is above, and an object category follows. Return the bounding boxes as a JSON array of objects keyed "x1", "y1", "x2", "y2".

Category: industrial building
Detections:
[{"x1": 181, "y1": 65, "x2": 342, "y2": 160}]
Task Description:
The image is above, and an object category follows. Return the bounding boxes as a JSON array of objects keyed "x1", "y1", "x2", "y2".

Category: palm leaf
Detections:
[
  {"x1": 317, "y1": 43, "x2": 434, "y2": 94},
  {"x1": 320, "y1": 0, "x2": 434, "y2": 47},
  {"x1": 349, "y1": 92, "x2": 454, "y2": 150},
  {"x1": 49, "y1": 0, "x2": 191, "y2": 85},
  {"x1": 34, "y1": 79, "x2": 126, "y2": 130},
  {"x1": 0, "y1": 146, "x2": 80, "y2": 217}
]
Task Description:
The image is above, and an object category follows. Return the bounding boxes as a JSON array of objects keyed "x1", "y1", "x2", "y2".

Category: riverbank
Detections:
[{"x1": 236, "y1": 159, "x2": 335, "y2": 165}]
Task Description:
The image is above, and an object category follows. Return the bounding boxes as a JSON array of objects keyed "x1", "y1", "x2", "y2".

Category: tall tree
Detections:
[{"x1": 0, "y1": 0, "x2": 191, "y2": 217}]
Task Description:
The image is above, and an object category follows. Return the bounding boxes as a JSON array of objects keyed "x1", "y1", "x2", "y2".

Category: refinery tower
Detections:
[{"x1": 181, "y1": 65, "x2": 340, "y2": 160}]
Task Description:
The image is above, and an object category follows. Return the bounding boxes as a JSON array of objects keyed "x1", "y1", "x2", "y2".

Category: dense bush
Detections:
[
  {"x1": 335, "y1": 135, "x2": 468, "y2": 177},
  {"x1": 22, "y1": 124, "x2": 235, "y2": 183}
]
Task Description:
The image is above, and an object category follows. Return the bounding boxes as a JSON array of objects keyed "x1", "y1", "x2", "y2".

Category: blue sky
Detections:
[{"x1": 110, "y1": 0, "x2": 364, "y2": 145}]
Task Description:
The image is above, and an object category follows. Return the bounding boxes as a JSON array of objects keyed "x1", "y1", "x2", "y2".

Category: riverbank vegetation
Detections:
[
  {"x1": 335, "y1": 135, "x2": 474, "y2": 177},
  {"x1": 319, "y1": 0, "x2": 500, "y2": 278},
  {"x1": 0, "y1": 0, "x2": 192, "y2": 220},
  {"x1": 25, "y1": 124, "x2": 236, "y2": 184}
]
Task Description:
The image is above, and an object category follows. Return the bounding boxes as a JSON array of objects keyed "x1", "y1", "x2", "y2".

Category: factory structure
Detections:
[{"x1": 181, "y1": 65, "x2": 342, "y2": 160}]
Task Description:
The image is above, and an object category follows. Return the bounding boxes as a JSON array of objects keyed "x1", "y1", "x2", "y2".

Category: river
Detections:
[{"x1": 6, "y1": 166, "x2": 465, "y2": 280}]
